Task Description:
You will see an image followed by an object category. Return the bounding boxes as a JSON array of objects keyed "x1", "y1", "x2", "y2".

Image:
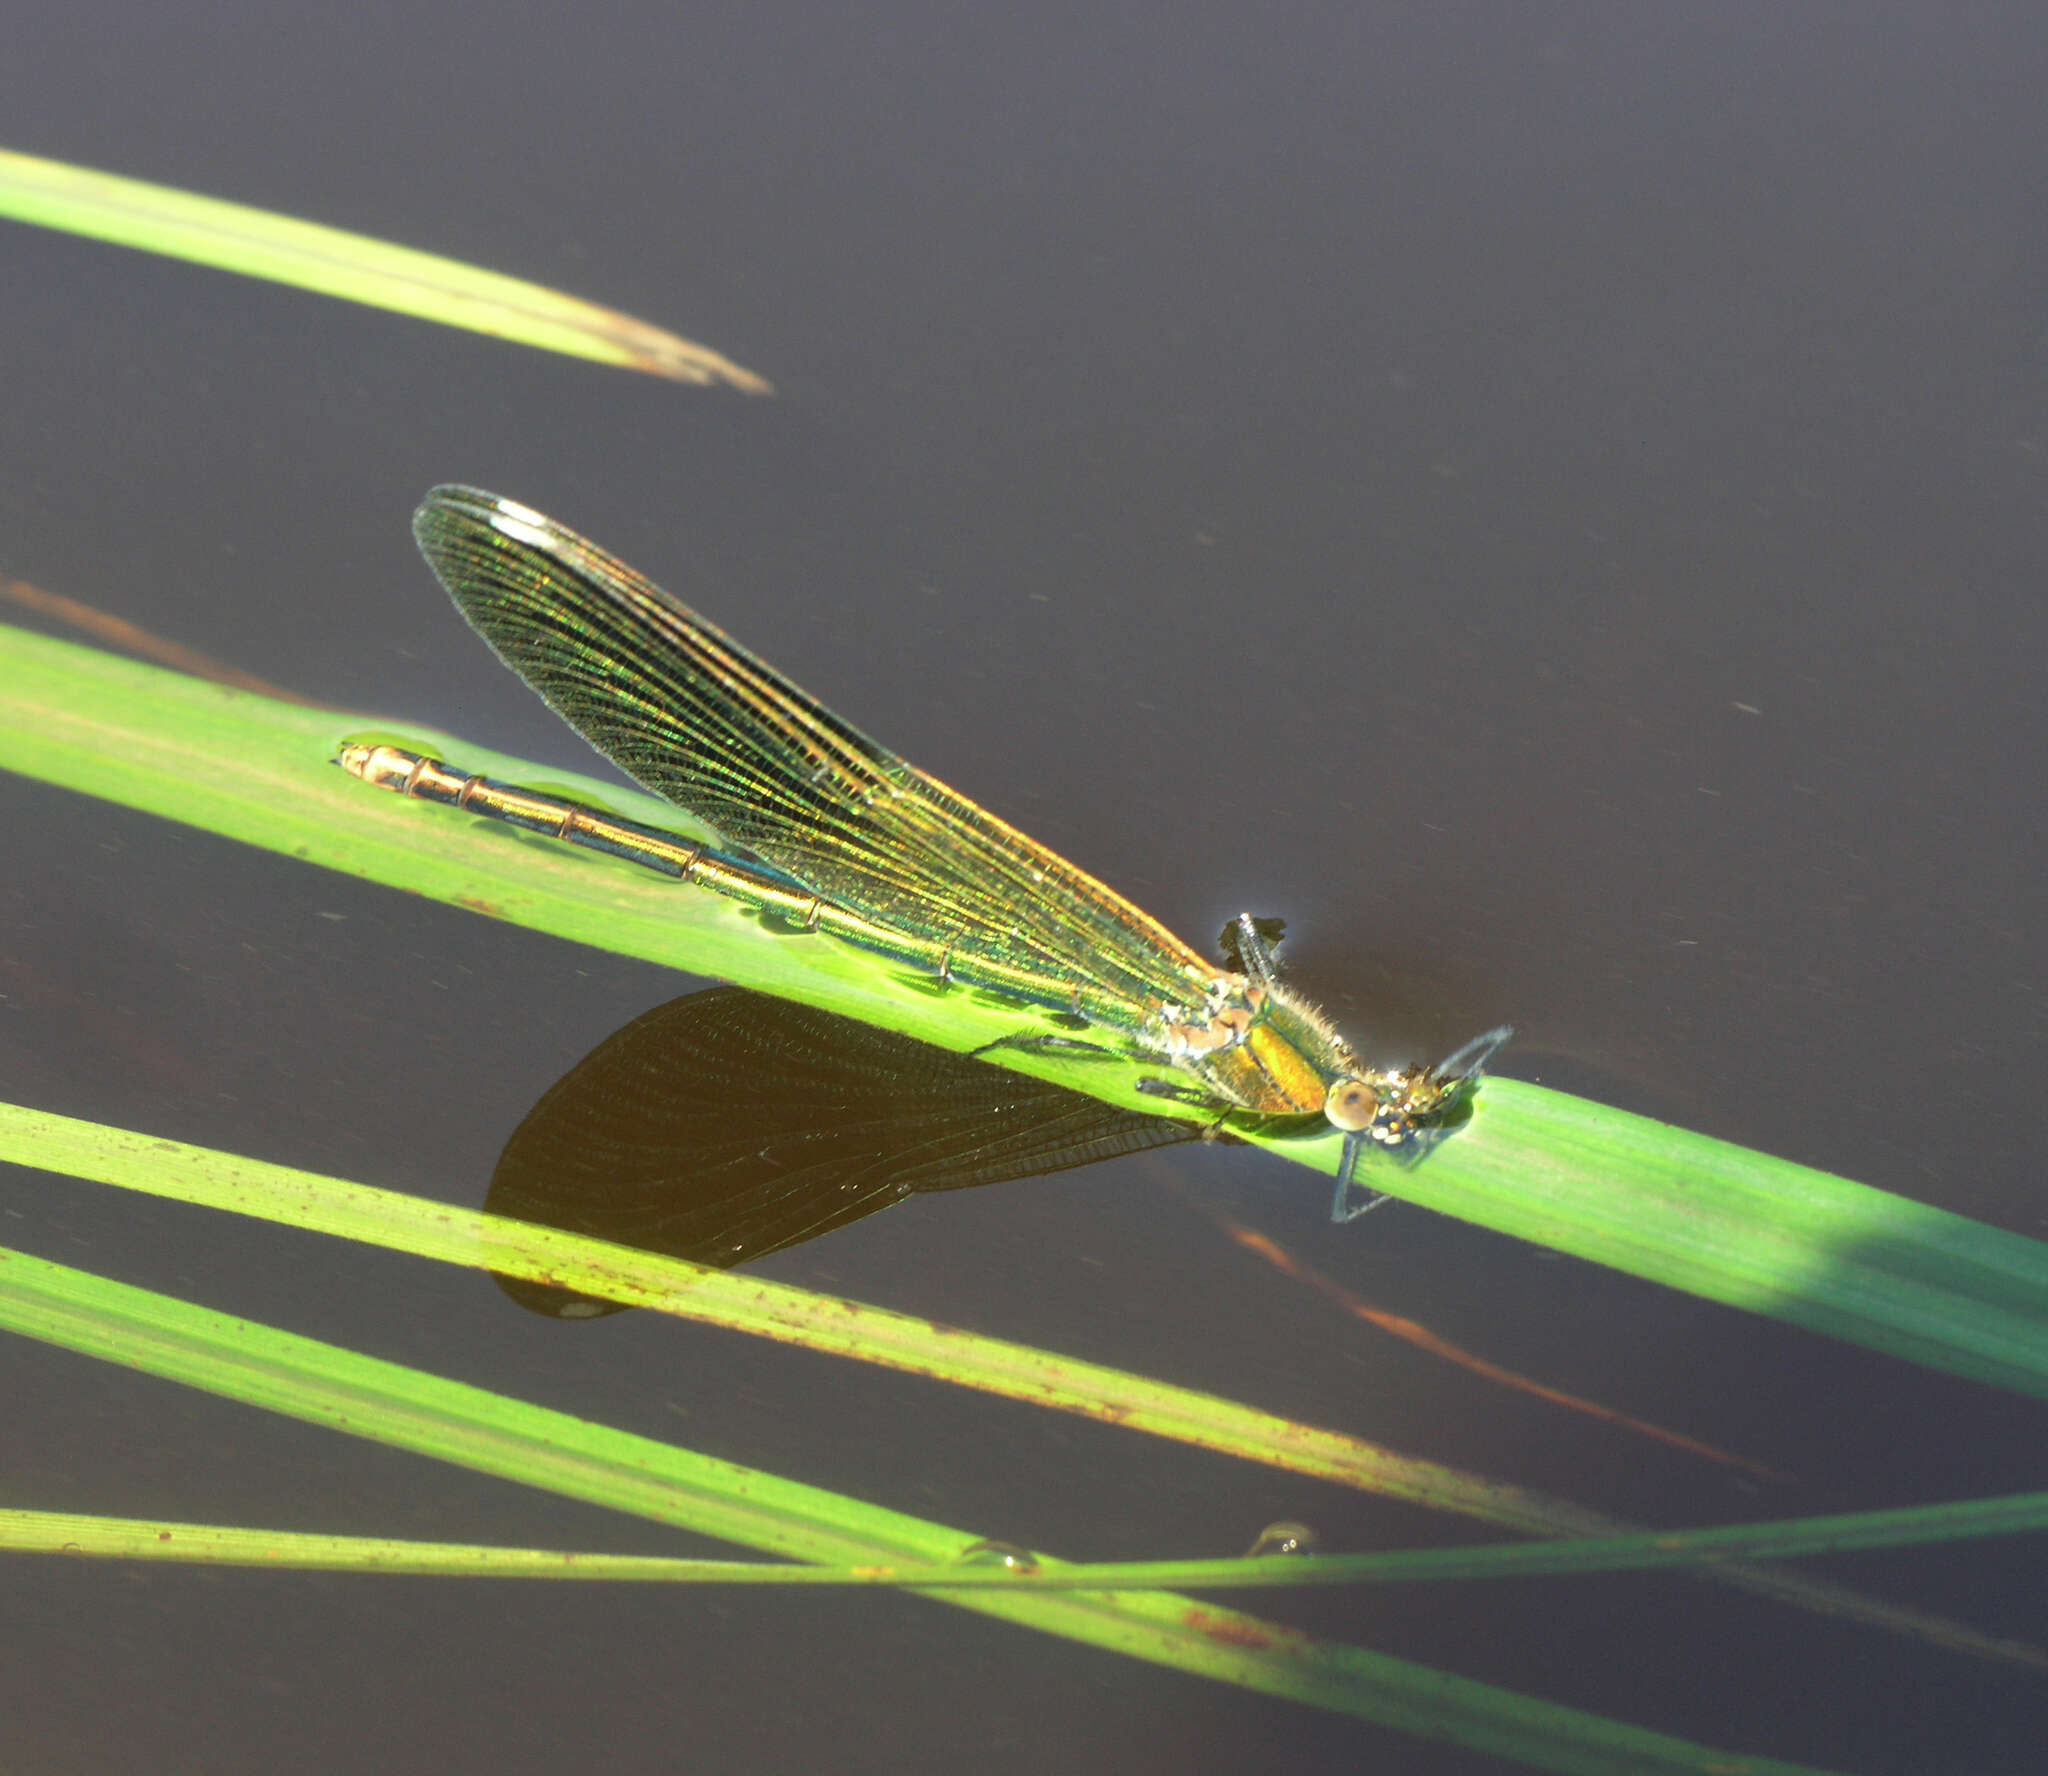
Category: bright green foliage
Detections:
[
  {"x1": 10, "y1": 623, "x2": 2048, "y2": 1772},
  {"x1": 10, "y1": 1488, "x2": 2046, "y2": 1593},
  {"x1": 5, "y1": 622, "x2": 2046, "y2": 1400},
  {"x1": 0, "y1": 1243, "x2": 1843, "y2": 1776},
  {"x1": 0, "y1": 147, "x2": 771, "y2": 388}
]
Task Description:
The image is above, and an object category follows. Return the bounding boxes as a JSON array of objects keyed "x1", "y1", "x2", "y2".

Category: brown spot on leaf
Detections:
[{"x1": 1180, "y1": 1608, "x2": 1281, "y2": 1650}]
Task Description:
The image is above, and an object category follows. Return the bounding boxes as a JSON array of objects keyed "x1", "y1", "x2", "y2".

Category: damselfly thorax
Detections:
[{"x1": 341, "y1": 488, "x2": 1509, "y2": 1218}]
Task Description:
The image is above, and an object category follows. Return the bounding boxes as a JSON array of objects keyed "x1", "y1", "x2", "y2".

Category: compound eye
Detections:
[{"x1": 1323, "y1": 1078, "x2": 1380, "y2": 1133}]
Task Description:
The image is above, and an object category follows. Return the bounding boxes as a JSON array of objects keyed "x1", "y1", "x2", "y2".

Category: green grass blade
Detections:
[
  {"x1": 12, "y1": 1488, "x2": 2047, "y2": 1590},
  {"x1": 7, "y1": 1099, "x2": 2041, "y2": 1678},
  {"x1": 0, "y1": 1099, "x2": 1628, "y2": 1532},
  {"x1": 0, "y1": 146, "x2": 770, "y2": 390},
  {"x1": 1353, "y1": 1079, "x2": 2048, "y2": 1401},
  {"x1": 0, "y1": 622, "x2": 1064, "y2": 1070},
  {"x1": 5, "y1": 624, "x2": 2047, "y2": 1403},
  {"x1": 0, "y1": 1246, "x2": 1839, "y2": 1776}
]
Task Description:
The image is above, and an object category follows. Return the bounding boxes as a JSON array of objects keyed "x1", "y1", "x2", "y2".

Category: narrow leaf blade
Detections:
[{"x1": 0, "y1": 146, "x2": 770, "y2": 388}]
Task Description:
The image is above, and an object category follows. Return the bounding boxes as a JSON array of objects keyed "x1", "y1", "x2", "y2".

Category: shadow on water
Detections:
[{"x1": 484, "y1": 985, "x2": 1204, "y2": 1314}]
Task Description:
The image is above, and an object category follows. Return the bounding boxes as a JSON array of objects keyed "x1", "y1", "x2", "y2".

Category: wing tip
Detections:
[{"x1": 414, "y1": 484, "x2": 557, "y2": 552}]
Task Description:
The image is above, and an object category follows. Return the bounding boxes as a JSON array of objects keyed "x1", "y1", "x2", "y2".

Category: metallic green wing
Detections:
[{"x1": 412, "y1": 486, "x2": 1218, "y2": 1017}]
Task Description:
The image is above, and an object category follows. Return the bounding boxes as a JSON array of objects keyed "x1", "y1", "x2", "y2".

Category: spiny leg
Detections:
[
  {"x1": 1329, "y1": 1130, "x2": 1392, "y2": 1222},
  {"x1": 1430, "y1": 1023, "x2": 1515, "y2": 1085},
  {"x1": 967, "y1": 1030, "x2": 1119, "y2": 1063}
]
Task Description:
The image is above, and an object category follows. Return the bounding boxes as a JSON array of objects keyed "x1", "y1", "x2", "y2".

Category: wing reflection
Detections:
[{"x1": 485, "y1": 986, "x2": 1202, "y2": 1315}]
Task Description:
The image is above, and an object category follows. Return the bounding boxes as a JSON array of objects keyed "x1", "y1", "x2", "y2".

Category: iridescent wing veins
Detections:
[{"x1": 411, "y1": 486, "x2": 1217, "y2": 1015}]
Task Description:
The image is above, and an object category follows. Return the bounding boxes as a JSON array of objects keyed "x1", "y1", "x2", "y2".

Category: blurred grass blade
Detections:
[
  {"x1": 12, "y1": 1488, "x2": 2048, "y2": 1590},
  {"x1": 5, "y1": 1099, "x2": 2042, "y2": 1678},
  {"x1": 0, "y1": 1246, "x2": 1838, "y2": 1775},
  {"x1": 5, "y1": 623, "x2": 2048, "y2": 1402},
  {"x1": 0, "y1": 146, "x2": 770, "y2": 390}
]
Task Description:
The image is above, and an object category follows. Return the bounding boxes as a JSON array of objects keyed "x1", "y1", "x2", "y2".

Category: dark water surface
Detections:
[{"x1": 3, "y1": 7, "x2": 2044, "y2": 1772}]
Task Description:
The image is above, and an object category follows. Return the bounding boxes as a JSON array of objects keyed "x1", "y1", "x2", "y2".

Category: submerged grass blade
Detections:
[
  {"x1": 12, "y1": 1488, "x2": 2048, "y2": 1589},
  {"x1": 5, "y1": 624, "x2": 2048, "y2": 1402},
  {"x1": 1203, "y1": 1209, "x2": 1795, "y2": 1481},
  {"x1": 0, "y1": 1246, "x2": 1838, "y2": 1776},
  {"x1": 0, "y1": 146, "x2": 770, "y2": 389},
  {"x1": 1, "y1": 574, "x2": 326, "y2": 705}
]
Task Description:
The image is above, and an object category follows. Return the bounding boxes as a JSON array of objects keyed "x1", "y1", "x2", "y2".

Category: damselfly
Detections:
[{"x1": 341, "y1": 486, "x2": 1510, "y2": 1219}]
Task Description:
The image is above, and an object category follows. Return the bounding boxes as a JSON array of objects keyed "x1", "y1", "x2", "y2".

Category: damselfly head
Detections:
[
  {"x1": 1325, "y1": 1023, "x2": 1514, "y2": 1148},
  {"x1": 1322, "y1": 1065, "x2": 1440, "y2": 1150},
  {"x1": 1326, "y1": 1024, "x2": 1514, "y2": 1221},
  {"x1": 1322, "y1": 1076, "x2": 1382, "y2": 1133}
]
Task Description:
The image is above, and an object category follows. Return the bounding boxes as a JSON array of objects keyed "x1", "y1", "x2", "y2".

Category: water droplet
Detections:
[
  {"x1": 1245, "y1": 1521, "x2": 1320, "y2": 1558},
  {"x1": 953, "y1": 1538, "x2": 1040, "y2": 1574}
]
